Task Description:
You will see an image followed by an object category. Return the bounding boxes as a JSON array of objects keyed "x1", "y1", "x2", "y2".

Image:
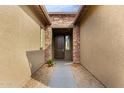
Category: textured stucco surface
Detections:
[
  {"x1": 80, "y1": 6, "x2": 124, "y2": 87},
  {"x1": 26, "y1": 50, "x2": 45, "y2": 73},
  {"x1": 41, "y1": 28, "x2": 45, "y2": 49},
  {"x1": 19, "y1": 6, "x2": 44, "y2": 28},
  {"x1": 0, "y1": 6, "x2": 41, "y2": 87}
]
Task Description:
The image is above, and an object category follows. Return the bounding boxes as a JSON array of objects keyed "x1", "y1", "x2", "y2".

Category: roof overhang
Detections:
[
  {"x1": 73, "y1": 5, "x2": 90, "y2": 25},
  {"x1": 29, "y1": 5, "x2": 51, "y2": 26},
  {"x1": 39, "y1": 5, "x2": 51, "y2": 25}
]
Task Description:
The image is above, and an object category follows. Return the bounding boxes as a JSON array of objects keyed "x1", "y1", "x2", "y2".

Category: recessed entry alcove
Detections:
[{"x1": 52, "y1": 28, "x2": 73, "y2": 61}]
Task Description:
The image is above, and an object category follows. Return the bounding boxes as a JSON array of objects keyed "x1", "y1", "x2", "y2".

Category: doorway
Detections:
[
  {"x1": 54, "y1": 35, "x2": 65, "y2": 59},
  {"x1": 52, "y1": 28, "x2": 73, "y2": 61}
]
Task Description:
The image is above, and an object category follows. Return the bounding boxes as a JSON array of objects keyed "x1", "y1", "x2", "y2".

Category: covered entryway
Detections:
[
  {"x1": 52, "y1": 28, "x2": 73, "y2": 61},
  {"x1": 23, "y1": 5, "x2": 105, "y2": 88}
]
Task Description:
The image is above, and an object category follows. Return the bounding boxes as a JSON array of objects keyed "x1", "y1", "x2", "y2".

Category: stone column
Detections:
[
  {"x1": 45, "y1": 25, "x2": 52, "y2": 62},
  {"x1": 73, "y1": 25, "x2": 80, "y2": 63}
]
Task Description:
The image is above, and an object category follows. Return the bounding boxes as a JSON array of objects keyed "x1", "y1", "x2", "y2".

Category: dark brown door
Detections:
[{"x1": 54, "y1": 35, "x2": 65, "y2": 59}]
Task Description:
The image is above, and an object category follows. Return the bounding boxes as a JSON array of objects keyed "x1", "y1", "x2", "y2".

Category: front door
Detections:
[{"x1": 54, "y1": 35, "x2": 65, "y2": 59}]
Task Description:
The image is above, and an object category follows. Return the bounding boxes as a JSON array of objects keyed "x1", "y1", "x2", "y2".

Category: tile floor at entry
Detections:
[{"x1": 24, "y1": 61, "x2": 105, "y2": 88}]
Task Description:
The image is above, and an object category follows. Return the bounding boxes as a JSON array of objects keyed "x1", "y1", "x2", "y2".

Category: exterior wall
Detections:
[
  {"x1": 41, "y1": 28, "x2": 45, "y2": 49},
  {"x1": 20, "y1": 6, "x2": 46, "y2": 74},
  {"x1": 19, "y1": 6, "x2": 44, "y2": 28},
  {"x1": 45, "y1": 14, "x2": 80, "y2": 62},
  {"x1": 80, "y1": 5, "x2": 124, "y2": 87},
  {"x1": 27, "y1": 28, "x2": 45, "y2": 74},
  {"x1": 73, "y1": 26, "x2": 80, "y2": 63},
  {"x1": 45, "y1": 26, "x2": 52, "y2": 62},
  {"x1": 26, "y1": 50, "x2": 44, "y2": 73},
  {"x1": 49, "y1": 14, "x2": 76, "y2": 28},
  {"x1": 0, "y1": 5, "x2": 42, "y2": 87}
]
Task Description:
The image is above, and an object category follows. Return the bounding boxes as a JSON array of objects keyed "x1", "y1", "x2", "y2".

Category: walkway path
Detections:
[
  {"x1": 24, "y1": 61, "x2": 104, "y2": 88},
  {"x1": 48, "y1": 61, "x2": 77, "y2": 88}
]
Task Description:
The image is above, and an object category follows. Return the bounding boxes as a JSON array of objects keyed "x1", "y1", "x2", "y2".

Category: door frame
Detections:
[
  {"x1": 54, "y1": 34, "x2": 65, "y2": 59},
  {"x1": 52, "y1": 28, "x2": 73, "y2": 61}
]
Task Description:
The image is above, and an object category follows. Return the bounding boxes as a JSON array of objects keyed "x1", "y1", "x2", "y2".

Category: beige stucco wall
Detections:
[
  {"x1": 0, "y1": 5, "x2": 41, "y2": 87},
  {"x1": 41, "y1": 28, "x2": 45, "y2": 50},
  {"x1": 19, "y1": 5, "x2": 44, "y2": 28},
  {"x1": 80, "y1": 6, "x2": 124, "y2": 87},
  {"x1": 26, "y1": 28, "x2": 45, "y2": 74},
  {"x1": 26, "y1": 50, "x2": 44, "y2": 73}
]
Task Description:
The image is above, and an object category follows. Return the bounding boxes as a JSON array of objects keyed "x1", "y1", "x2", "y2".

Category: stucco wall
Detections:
[
  {"x1": 26, "y1": 28, "x2": 45, "y2": 74},
  {"x1": 26, "y1": 50, "x2": 44, "y2": 74},
  {"x1": 0, "y1": 5, "x2": 41, "y2": 87},
  {"x1": 80, "y1": 6, "x2": 124, "y2": 87},
  {"x1": 19, "y1": 5, "x2": 44, "y2": 28},
  {"x1": 41, "y1": 28, "x2": 45, "y2": 50}
]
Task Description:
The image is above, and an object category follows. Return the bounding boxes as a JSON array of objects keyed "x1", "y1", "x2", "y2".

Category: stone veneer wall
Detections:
[
  {"x1": 49, "y1": 14, "x2": 76, "y2": 28},
  {"x1": 45, "y1": 25, "x2": 52, "y2": 62},
  {"x1": 45, "y1": 14, "x2": 80, "y2": 63},
  {"x1": 73, "y1": 25, "x2": 80, "y2": 63}
]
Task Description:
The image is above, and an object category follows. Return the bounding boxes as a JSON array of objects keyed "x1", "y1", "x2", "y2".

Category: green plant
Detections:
[{"x1": 47, "y1": 59, "x2": 54, "y2": 67}]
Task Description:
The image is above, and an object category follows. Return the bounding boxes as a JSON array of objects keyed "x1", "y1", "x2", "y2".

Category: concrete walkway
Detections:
[{"x1": 48, "y1": 61, "x2": 77, "y2": 88}]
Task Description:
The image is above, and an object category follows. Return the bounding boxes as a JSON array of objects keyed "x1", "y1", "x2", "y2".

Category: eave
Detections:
[
  {"x1": 39, "y1": 5, "x2": 51, "y2": 25},
  {"x1": 73, "y1": 5, "x2": 90, "y2": 25},
  {"x1": 29, "y1": 5, "x2": 51, "y2": 26}
]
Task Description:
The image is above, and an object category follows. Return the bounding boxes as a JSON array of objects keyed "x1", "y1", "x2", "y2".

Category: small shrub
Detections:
[{"x1": 47, "y1": 59, "x2": 54, "y2": 67}]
